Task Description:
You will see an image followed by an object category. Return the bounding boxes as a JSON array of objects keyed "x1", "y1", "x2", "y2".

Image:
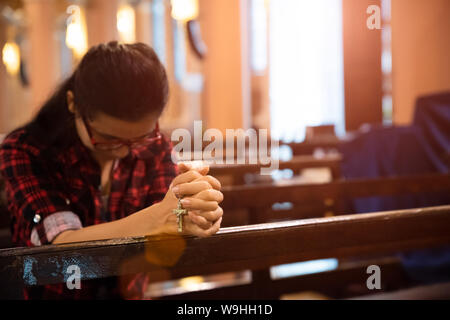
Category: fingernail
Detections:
[
  {"x1": 172, "y1": 186, "x2": 179, "y2": 195},
  {"x1": 181, "y1": 199, "x2": 191, "y2": 206}
]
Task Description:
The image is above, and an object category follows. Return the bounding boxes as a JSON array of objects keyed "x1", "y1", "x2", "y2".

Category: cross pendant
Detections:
[{"x1": 173, "y1": 199, "x2": 188, "y2": 233}]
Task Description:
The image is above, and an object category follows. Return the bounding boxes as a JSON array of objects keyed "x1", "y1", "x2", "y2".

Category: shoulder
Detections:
[
  {"x1": 0, "y1": 129, "x2": 43, "y2": 158},
  {"x1": 139, "y1": 132, "x2": 177, "y2": 174},
  {"x1": 154, "y1": 132, "x2": 174, "y2": 152},
  {"x1": 137, "y1": 132, "x2": 174, "y2": 161}
]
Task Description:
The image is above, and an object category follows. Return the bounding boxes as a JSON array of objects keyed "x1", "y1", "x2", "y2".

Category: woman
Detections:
[{"x1": 0, "y1": 41, "x2": 223, "y2": 299}]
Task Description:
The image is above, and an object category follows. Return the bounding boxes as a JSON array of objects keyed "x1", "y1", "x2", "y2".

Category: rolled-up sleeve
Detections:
[{"x1": 30, "y1": 211, "x2": 82, "y2": 246}]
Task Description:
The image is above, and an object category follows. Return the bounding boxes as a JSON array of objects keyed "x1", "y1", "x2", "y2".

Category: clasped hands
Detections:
[{"x1": 158, "y1": 162, "x2": 223, "y2": 237}]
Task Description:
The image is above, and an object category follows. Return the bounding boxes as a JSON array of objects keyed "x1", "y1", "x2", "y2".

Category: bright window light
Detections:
[
  {"x1": 269, "y1": 0, "x2": 345, "y2": 142},
  {"x1": 65, "y1": 5, "x2": 88, "y2": 59},
  {"x1": 170, "y1": 0, "x2": 199, "y2": 21},
  {"x1": 271, "y1": 258, "x2": 339, "y2": 279},
  {"x1": 117, "y1": 4, "x2": 136, "y2": 43}
]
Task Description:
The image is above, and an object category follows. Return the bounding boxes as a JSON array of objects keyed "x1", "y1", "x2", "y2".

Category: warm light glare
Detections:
[
  {"x1": 179, "y1": 276, "x2": 204, "y2": 290},
  {"x1": 117, "y1": 5, "x2": 136, "y2": 43},
  {"x1": 171, "y1": 0, "x2": 199, "y2": 21},
  {"x1": 65, "y1": 5, "x2": 88, "y2": 59},
  {"x1": 2, "y1": 42, "x2": 20, "y2": 76}
]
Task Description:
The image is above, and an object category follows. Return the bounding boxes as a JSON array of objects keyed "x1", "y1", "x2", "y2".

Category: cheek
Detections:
[{"x1": 75, "y1": 118, "x2": 95, "y2": 151}]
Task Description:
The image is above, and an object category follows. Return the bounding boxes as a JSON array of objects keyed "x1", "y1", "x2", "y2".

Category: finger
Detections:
[
  {"x1": 197, "y1": 166, "x2": 209, "y2": 176},
  {"x1": 191, "y1": 207, "x2": 223, "y2": 223},
  {"x1": 187, "y1": 211, "x2": 212, "y2": 230},
  {"x1": 189, "y1": 161, "x2": 210, "y2": 175},
  {"x1": 177, "y1": 162, "x2": 192, "y2": 174},
  {"x1": 178, "y1": 162, "x2": 210, "y2": 175},
  {"x1": 172, "y1": 181, "x2": 212, "y2": 198},
  {"x1": 188, "y1": 217, "x2": 222, "y2": 238},
  {"x1": 181, "y1": 198, "x2": 219, "y2": 212},
  {"x1": 171, "y1": 170, "x2": 203, "y2": 187},
  {"x1": 192, "y1": 189, "x2": 224, "y2": 203},
  {"x1": 193, "y1": 175, "x2": 221, "y2": 190}
]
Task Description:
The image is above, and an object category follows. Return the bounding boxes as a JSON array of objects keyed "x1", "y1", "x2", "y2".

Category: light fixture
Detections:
[
  {"x1": 171, "y1": 0, "x2": 199, "y2": 21},
  {"x1": 2, "y1": 42, "x2": 21, "y2": 76},
  {"x1": 65, "y1": 5, "x2": 88, "y2": 59},
  {"x1": 117, "y1": 4, "x2": 136, "y2": 43}
]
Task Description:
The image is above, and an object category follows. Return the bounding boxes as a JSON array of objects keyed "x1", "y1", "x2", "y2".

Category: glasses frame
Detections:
[{"x1": 81, "y1": 115, "x2": 162, "y2": 151}]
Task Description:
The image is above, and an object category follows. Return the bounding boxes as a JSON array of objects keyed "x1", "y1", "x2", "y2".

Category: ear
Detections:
[{"x1": 67, "y1": 90, "x2": 75, "y2": 114}]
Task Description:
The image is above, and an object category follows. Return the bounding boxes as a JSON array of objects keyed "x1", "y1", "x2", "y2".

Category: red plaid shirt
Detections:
[{"x1": 0, "y1": 128, "x2": 178, "y2": 299}]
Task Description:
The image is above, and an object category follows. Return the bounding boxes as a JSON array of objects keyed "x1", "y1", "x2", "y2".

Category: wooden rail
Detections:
[
  {"x1": 209, "y1": 154, "x2": 342, "y2": 185},
  {"x1": 1, "y1": 205, "x2": 450, "y2": 298},
  {"x1": 221, "y1": 173, "x2": 450, "y2": 210}
]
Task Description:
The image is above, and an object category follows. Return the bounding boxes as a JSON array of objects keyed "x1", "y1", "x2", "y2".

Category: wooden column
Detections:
[
  {"x1": 199, "y1": 0, "x2": 251, "y2": 132},
  {"x1": 0, "y1": 19, "x2": 7, "y2": 133},
  {"x1": 24, "y1": 0, "x2": 59, "y2": 112},
  {"x1": 135, "y1": 0, "x2": 152, "y2": 45},
  {"x1": 250, "y1": 0, "x2": 270, "y2": 131},
  {"x1": 86, "y1": 0, "x2": 119, "y2": 47},
  {"x1": 343, "y1": 0, "x2": 383, "y2": 131},
  {"x1": 391, "y1": 0, "x2": 450, "y2": 124}
]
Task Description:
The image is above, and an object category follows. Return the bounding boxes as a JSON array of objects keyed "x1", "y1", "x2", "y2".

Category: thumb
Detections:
[
  {"x1": 197, "y1": 165, "x2": 210, "y2": 176},
  {"x1": 178, "y1": 161, "x2": 210, "y2": 175}
]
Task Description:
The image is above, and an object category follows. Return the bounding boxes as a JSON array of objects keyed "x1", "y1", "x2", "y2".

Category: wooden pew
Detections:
[
  {"x1": 209, "y1": 154, "x2": 342, "y2": 186},
  {"x1": 283, "y1": 137, "x2": 342, "y2": 156},
  {"x1": 215, "y1": 172, "x2": 450, "y2": 299},
  {"x1": 214, "y1": 174, "x2": 450, "y2": 294},
  {"x1": 1, "y1": 205, "x2": 450, "y2": 299},
  {"x1": 220, "y1": 173, "x2": 450, "y2": 226}
]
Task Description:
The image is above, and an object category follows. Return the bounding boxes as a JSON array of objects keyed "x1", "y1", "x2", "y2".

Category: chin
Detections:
[
  {"x1": 102, "y1": 150, "x2": 129, "y2": 160},
  {"x1": 112, "y1": 153, "x2": 129, "y2": 160}
]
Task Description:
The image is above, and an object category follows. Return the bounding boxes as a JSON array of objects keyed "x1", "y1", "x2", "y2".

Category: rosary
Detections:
[{"x1": 173, "y1": 197, "x2": 188, "y2": 233}]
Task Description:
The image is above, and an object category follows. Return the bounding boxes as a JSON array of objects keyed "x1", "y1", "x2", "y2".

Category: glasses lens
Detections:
[
  {"x1": 130, "y1": 137, "x2": 160, "y2": 149},
  {"x1": 93, "y1": 131, "x2": 161, "y2": 151}
]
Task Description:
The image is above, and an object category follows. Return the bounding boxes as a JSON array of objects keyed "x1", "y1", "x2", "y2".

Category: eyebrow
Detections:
[{"x1": 93, "y1": 127, "x2": 154, "y2": 140}]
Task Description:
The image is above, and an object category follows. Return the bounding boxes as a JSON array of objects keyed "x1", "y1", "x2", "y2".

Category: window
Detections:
[
  {"x1": 173, "y1": 19, "x2": 186, "y2": 83},
  {"x1": 250, "y1": 0, "x2": 268, "y2": 74},
  {"x1": 269, "y1": 0, "x2": 345, "y2": 142},
  {"x1": 151, "y1": 0, "x2": 166, "y2": 65},
  {"x1": 381, "y1": 0, "x2": 392, "y2": 124}
]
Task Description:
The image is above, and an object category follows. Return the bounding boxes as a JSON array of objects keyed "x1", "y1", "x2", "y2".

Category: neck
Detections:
[{"x1": 91, "y1": 151, "x2": 115, "y2": 169}]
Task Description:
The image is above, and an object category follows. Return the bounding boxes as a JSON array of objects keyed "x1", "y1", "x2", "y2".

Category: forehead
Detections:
[{"x1": 89, "y1": 112, "x2": 159, "y2": 139}]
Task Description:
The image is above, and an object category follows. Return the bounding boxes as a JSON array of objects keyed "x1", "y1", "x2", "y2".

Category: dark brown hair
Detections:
[{"x1": 22, "y1": 41, "x2": 168, "y2": 146}]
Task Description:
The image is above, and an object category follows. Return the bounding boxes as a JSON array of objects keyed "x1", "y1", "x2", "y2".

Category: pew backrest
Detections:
[
  {"x1": 209, "y1": 154, "x2": 342, "y2": 185},
  {"x1": 220, "y1": 173, "x2": 450, "y2": 225},
  {"x1": 1, "y1": 205, "x2": 449, "y2": 299}
]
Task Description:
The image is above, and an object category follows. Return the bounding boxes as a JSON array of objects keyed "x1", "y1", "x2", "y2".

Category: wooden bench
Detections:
[
  {"x1": 220, "y1": 173, "x2": 450, "y2": 226},
  {"x1": 282, "y1": 137, "x2": 343, "y2": 156},
  {"x1": 1, "y1": 205, "x2": 449, "y2": 299},
  {"x1": 211, "y1": 173, "x2": 450, "y2": 299},
  {"x1": 209, "y1": 154, "x2": 342, "y2": 186}
]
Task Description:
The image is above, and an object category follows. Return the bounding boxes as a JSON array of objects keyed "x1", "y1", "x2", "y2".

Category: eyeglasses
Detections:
[{"x1": 81, "y1": 115, "x2": 162, "y2": 151}]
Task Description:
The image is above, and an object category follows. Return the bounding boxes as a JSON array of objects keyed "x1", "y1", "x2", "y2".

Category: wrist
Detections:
[{"x1": 138, "y1": 201, "x2": 172, "y2": 236}]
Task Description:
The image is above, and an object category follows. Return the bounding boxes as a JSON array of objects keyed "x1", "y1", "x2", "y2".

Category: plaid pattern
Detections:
[
  {"x1": 30, "y1": 211, "x2": 83, "y2": 246},
  {"x1": 0, "y1": 128, "x2": 178, "y2": 299}
]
